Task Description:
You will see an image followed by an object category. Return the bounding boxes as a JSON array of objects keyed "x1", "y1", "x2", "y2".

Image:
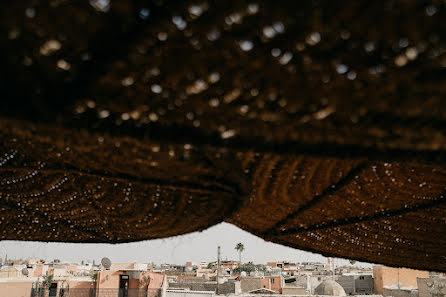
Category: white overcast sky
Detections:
[{"x1": 0, "y1": 222, "x2": 371, "y2": 267}]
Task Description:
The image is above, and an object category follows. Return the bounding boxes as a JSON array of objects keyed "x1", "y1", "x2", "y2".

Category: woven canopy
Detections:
[{"x1": 1, "y1": 0, "x2": 445, "y2": 272}]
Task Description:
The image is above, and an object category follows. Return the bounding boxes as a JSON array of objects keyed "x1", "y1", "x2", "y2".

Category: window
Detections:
[
  {"x1": 359, "y1": 276, "x2": 364, "y2": 280},
  {"x1": 271, "y1": 278, "x2": 275, "y2": 284}
]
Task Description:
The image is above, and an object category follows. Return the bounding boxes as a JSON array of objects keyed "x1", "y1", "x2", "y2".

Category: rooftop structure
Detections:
[{"x1": 314, "y1": 280, "x2": 347, "y2": 296}]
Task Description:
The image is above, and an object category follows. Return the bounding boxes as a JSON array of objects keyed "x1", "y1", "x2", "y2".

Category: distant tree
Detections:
[
  {"x1": 42, "y1": 274, "x2": 54, "y2": 289},
  {"x1": 90, "y1": 271, "x2": 98, "y2": 282},
  {"x1": 207, "y1": 261, "x2": 217, "y2": 269},
  {"x1": 235, "y1": 243, "x2": 245, "y2": 265},
  {"x1": 255, "y1": 264, "x2": 266, "y2": 272},
  {"x1": 233, "y1": 262, "x2": 264, "y2": 275}
]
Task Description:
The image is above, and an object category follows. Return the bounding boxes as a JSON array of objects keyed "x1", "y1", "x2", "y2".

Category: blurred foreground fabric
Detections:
[{"x1": 0, "y1": 0, "x2": 445, "y2": 271}]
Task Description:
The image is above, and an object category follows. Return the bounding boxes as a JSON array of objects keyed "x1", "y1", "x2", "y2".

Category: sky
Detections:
[{"x1": 0, "y1": 222, "x2": 371, "y2": 267}]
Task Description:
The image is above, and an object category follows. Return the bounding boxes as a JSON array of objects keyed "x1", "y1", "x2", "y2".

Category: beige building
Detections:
[
  {"x1": 96, "y1": 267, "x2": 166, "y2": 297},
  {"x1": 373, "y1": 266, "x2": 429, "y2": 294},
  {"x1": 0, "y1": 278, "x2": 93, "y2": 297},
  {"x1": 0, "y1": 266, "x2": 22, "y2": 278},
  {"x1": 0, "y1": 280, "x2": 33, "y2": 297}
]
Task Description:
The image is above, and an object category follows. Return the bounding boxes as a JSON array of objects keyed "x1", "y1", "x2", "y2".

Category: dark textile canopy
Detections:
[{"x1": 1, "y1": 0, "x2": 445, "y2": 271}]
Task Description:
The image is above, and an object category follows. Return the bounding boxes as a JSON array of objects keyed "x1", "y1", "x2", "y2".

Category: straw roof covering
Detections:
[{"x1": 0, "y1": 0, "x2": 445, "y2": 271}]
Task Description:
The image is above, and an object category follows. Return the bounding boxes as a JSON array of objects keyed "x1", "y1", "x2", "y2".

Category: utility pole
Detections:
[{"x1": 216, "y1": 246, "x2": 221, "y2": 295}]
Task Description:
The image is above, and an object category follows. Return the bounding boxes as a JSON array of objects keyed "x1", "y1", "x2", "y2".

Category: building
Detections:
[
  {"x1": 314, "y1": 280, "x2": 347, "y2": 296},
  {"x1": 221, "y1": 261, "x2": 240, "y2": 272},
  {"x1": 337, "y1": 274, "x2": 374, "y2": 295},
  {"x1": 336, "y1": 276, "x2": 355, "y2": 295},
  {"x1": 168, "y1": 280, "x2": 241, "y2": 294},
  {"x1": 261, "y1": 276, "x2": 282, "y2": 293},
  {"x1": 0, "y1": 266, "x2": 22, "y2": 278},
  {"x1": 282, "y1": 276, "x2": 307, "y2": 295},
  {"x1": 240, "y1": 276, "x2": 283, "y2": 294},
  {"x1": 0, "y1": 280, "x2": 34, "y2": 297},
  {"x1": 417, "y1": 277, "x2": 446, "y2": 297},
  {"x1": 96, "y1": 267, "x2": 166, "y2": 297},
  {"x1": 0, "y1": 276, "x2": 93, "y2": 297},
  {"x1": 241, "y1": 277, "x2": 263, "y2": 293},
  {"x1": 266, "y1": 262, "x2": 284, "y2": 269},
  {"x1": 373, "y1": 266, "x2": 429, "y2": 295}
]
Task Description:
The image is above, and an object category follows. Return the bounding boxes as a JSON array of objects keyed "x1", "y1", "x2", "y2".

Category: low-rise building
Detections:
[
  {"x1": 261, "y1": 276, "x2": 282, "y2": 293},
  {"x1": 373, "y1": 266, "x2": 429, "y2": 295},
  {"x1": 96, "y1": 267, "x2": 166, "y2": 297},
  {"x1": 337, "y1": 274, "x2": 374, "y2": 295},
  {"x1": 315, "y1": 280, "x2": 347, "y2": 296},
  {"x1": 417, "y1": 277, "x2": 446, "y2": 297}
]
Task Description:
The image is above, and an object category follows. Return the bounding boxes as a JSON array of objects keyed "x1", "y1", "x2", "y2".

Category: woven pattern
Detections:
[{"x1": 0, "y1": 0, "x2": 445, "y2": 271}]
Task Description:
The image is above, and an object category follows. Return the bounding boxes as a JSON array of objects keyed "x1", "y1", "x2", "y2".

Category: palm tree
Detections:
[{"x1": 235, "y1": 243, "x2": 245, "y2": 266}]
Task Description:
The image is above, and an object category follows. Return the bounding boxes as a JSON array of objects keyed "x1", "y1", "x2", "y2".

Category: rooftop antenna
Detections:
[{"x1": 101, "y1": 257, "x2": 112, "y2": 270}]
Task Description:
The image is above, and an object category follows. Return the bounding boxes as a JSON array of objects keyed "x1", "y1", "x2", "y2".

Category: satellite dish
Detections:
[
  {"x1": 101, "y1": 257, "x2": 112, "y2": 270},
  {"x1": 22, "y1": 268, "x2": 29, "y2": 276}
]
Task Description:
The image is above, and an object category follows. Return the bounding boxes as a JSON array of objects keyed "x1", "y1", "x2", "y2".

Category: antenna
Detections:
[{"x1": 101, "y1": 257, "x2": 112, "y2": 270}]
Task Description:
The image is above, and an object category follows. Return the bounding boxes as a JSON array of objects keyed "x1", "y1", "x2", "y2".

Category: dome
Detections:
[{"x1": 314, "y1": 280, "x2": 346, "y2": 296}]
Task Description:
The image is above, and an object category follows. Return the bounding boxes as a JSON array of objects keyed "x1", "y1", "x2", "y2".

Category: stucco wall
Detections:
[
  {"x1": 169, "y1": 282, "x2": 216, "y2": 291},
  {"x1": 0, "y1": 267, "x2": 20, "y2": 278},
  {"x1": 168, "y1": 280, "x2": 239, "y2": 294},
  {"x1": 355, "y1": 275, "x2": 374, "y2": 294},
  {"x1": 0, "y1": 281, "x2": 33, "y2": 297},
  {"x1": 97, "y1": 270, "x2": 124, "y2": 289},
  {"x1": 337, "y1": 276, "x2": 355, "y2": 295},
  {"x1": 261, "y1": 276, "x2": 282, "y2": 293},
  {"x1": 241, "y1": 277, "x2": 262, "y2": 292},
  {"x1": 282, "y1": 287, "x2": 307, "y2": 294},
  {"x1": 69, "y1": 280, "x2": 93, "y2": 289},
  {"x1": 418, "y1": 278, "x2": 446, "y2": 297},
  {"x1": 148, "y1": 272, "x2": 166, "y2": 289},
  {"x1": 374, "y1": 267, "x2": 429, "y2": 294},
  {"x1": 166, "y1": 289, "x2": 215, "y2": 297},
  {"x1": 382, "y1": 288, "x2": 417, "y2": 297}
]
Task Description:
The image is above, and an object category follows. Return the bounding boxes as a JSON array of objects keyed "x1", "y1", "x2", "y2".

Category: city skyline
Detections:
[{"x1": 0, "y1": 223, "x2": 371, "y2": 267}]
